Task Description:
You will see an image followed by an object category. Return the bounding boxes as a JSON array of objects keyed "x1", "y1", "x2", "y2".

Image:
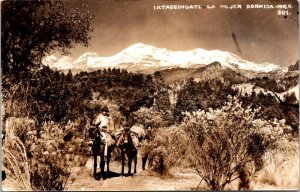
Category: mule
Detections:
[
  {"x1": 116, "y1": 129, "x2": 139, "y2": 176},
  {"x1": 88, "y1": 126, "x2": 113, "y2": 180}
]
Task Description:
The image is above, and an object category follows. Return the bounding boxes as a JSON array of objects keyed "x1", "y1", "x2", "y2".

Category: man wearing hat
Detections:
[
  {"x1": 95, "y1": 106, "x2": 111, "y2": 133},
  {"x1": 94, "y1": 106, "x2": 115, "y2": 157}
]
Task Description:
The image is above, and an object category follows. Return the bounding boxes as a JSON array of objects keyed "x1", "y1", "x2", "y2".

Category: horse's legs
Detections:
[
  {"x1": 100, "y1": 155, "x2": 106, "y2": 180},
  {"x1": 121, "y1": 150, "x2": 125, "y2": 176},
  {"x1": 128, "y1": 154, "x2": 132, "y2": 176},
  {"x1": 106, "y1": 157, "x2": 110, "y2": 178},
  {"x1": 93, "y1": 154, "x2": 97, "y2": 178},
  {"x1": 134, "y1": 152, "x2": 137, "y2": 174},
  {"x1": 142, "y1": 153, "x2": 148, "y2": 170}
]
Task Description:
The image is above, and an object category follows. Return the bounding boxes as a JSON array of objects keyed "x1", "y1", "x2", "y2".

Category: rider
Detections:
[
  {"x1": 95, "y1": 106, "x2": 115, "y2": 158},
  {"x1": 94, "y1": 106, "x2": 115, "y2": 150}
]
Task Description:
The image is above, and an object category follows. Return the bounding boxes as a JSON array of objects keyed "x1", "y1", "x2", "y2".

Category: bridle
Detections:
[
  {"x1": 120, "y1": 130, "x2": 139, "y2": 150},
  {"x1": 88, "y1": 126, "x2": 105, "y2": 146}
]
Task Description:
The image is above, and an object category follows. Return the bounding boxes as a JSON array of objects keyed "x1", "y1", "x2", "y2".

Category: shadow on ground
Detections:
[{"x1": 94, "y1": 171, "x2": 123, "y2": 180}]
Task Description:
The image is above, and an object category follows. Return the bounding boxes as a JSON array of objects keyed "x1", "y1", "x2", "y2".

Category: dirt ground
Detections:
[
  {"x1": 67, "y1": 156, "x2": 201, "y2": 191},
  {"x1": 2, "y1": 153, "x2": 298, "y2": 191},
  {"x1": 65, "y1": 152, "x2": 300, "y2": 191}
]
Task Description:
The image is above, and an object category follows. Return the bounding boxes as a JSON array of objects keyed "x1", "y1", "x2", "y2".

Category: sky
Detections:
[{"x1": 64, "y1": 0, "x2": 299, "y2": 67}]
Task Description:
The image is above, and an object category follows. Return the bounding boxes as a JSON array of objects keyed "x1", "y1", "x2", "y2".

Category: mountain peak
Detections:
[
  {"x1": 74, "y1": 52, "x2": 98, "y2": 64},
  {"x1": 128, "y1": 42, "x2": 149, "y2": 48},
  {"x1": 120, "y1": 43, "x2": 159, "y2": 56}
]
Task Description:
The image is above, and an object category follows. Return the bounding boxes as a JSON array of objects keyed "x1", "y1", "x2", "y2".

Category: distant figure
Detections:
[{"x1": 145, "y1": 124, "x2": 154, "y2": 141}]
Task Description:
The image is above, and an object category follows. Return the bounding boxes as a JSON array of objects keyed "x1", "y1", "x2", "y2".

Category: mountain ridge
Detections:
[{"x1": 43, "y1": 43, "x2": 287, "y2": 74}]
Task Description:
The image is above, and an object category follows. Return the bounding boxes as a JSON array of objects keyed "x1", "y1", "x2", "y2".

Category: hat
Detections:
[{"x1": 101, "y1": 106, "x2": 109, "y2": 112}]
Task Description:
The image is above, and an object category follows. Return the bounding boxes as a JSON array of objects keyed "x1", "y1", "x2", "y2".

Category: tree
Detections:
[
  {"x1": 288, "y1": 60, "x2": 299, "y2": 71},
  {"x1": 1, "y1": 0, "x2": 93, "y2": 79},
  {"x1": 2, "y1": 0, "x2": 94, "y2": 122},
  {"x1": 133, "y1": 107, "x2": 172, "y2": 128},
  {"x1": 284, "y1": 92, "x2": 298, "y2": 104}
]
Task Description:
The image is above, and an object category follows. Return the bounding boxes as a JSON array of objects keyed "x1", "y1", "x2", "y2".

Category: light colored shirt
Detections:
[
  {"x1": 95, "y1": 114, "x2": 109, "y2": 128},
  {"x1": 95, "y1": 114, "x2": 114, "y2": 134}
]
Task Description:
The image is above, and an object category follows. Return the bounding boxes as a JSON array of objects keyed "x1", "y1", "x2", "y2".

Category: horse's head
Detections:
[
  {"x1": 117, "y1": 129, "x2": 139, "y2": 149},
  {"x1": 87, "y1": 126, "x2": 104, "y2": 145},
  {"x1": 88, "y1": 126, "x2": 97, "y2": 140}
]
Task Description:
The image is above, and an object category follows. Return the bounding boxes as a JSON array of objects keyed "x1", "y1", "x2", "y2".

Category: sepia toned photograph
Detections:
[{"x1": 1, "y1": 0, "x2": 299, "y2": 190}]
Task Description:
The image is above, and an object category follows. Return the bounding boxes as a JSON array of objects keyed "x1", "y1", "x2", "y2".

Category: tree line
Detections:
[{"x1": 3, "y1": 65, "x2": 298, "y2": 136}]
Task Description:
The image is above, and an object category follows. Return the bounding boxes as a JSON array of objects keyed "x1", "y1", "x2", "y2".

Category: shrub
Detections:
[
  {"x1": 2, "y1": 132, "x2": 32, "y2": 190},
  {"x1": 180, "y1": 96, "x2": 292, "y2": 190},
  {"x1": 24, "y1": 122, "x2": 90, "y2": 190},
  {"x1": 253, "y1": 139, "x2": 299, "y2": 189},
  {"x1": 133, "y1": 107, "x2": 173, "y2": 128},
  {"x1": 140, "y1": 126, "x2": 189, "y2": 175},
  {"x1": 3, "y1": 117, "x2": 35, "y2": 143}
]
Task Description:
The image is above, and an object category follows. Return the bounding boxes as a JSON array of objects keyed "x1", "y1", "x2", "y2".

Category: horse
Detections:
[
  {"x1": 87, "y1": 126, "x2": 114, "y2": 180},
  {"x1": 122, "y1": 124, "x2": 154, "y2": 171},
  {"x1": 116, "y1": 128, "x2": 140, "y2": 176}
]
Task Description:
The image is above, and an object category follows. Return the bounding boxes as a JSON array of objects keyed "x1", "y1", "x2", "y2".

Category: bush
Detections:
[
  {"x1": 133, "y1": 107, "x2": 173, "y2": 128},
  {"x1": 24, "y1": 122, "x2": 89, "y2": 190},
  {"x1": 3, "y1": 116, "x2": 91, "y2": 190},
  {"x1": 140, "y1": 126, "x2": 189, "y2": 175},
  {"x1": 2, "y1": 134, "x2": 32, "y2": 190},
  {"x1": 180, "y1": 96, "x2": 292, "y2": 190},
  {"x1": 3, "y1": 117, "x2": 35, "y2": 144}
]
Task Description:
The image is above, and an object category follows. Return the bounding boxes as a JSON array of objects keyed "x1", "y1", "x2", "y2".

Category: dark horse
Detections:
[
  {"x1": 88, "y1": 126, "x2": 113, "y2": 180},
  {"x1": 116, "y1": 129, "x2": 139, "y2": 176}
]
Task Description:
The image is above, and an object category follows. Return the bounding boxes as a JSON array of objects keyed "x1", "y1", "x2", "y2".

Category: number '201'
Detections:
[{"x1": 277, "y1": 10, "x2": 289, "y2": 15}]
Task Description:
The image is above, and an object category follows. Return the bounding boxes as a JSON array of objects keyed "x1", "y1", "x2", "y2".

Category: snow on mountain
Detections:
[
  {"x1": 73, "y1": 52, "x2": 99, "y2": 64},
  {"x1": 44, "y1": 43, "x2": 286, "y2": 73},
  {"x1": 42, "y1": 55, "x2": 74, "y2": 70}
]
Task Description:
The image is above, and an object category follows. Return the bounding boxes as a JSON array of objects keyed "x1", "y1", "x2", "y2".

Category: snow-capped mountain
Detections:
[
  {"x1": 43, "y1": 43, "x2": 287, "y2": 74},
  {"x1": 42, "y1": 55, "x2": 74, "y2": 70}
]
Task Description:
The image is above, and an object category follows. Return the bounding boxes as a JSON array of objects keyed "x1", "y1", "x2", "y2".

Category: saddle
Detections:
[{"x1": 102, "y1": 132, "x2": 115, "y2": 146}]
